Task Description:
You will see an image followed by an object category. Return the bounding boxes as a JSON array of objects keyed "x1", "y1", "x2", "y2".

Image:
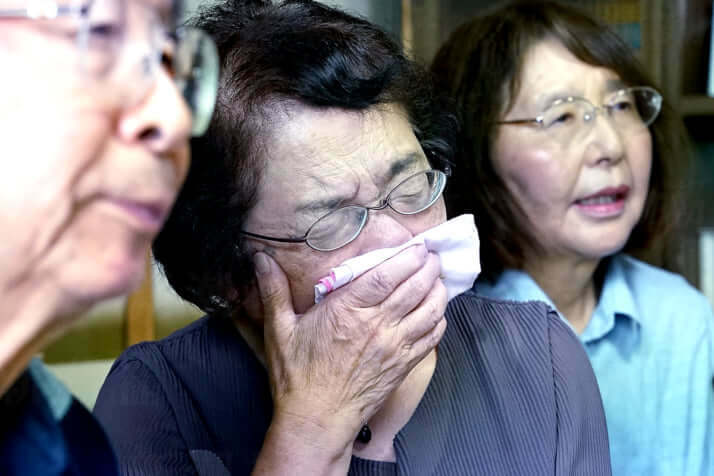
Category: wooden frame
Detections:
[{"x1": 122, "y1": 251, "x2": 155, "y2": 346}]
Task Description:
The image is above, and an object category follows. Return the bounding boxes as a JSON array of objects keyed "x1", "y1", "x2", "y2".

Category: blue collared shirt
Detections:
[
  {"x1": 0, "y1": 359, "x2": 118, "y2": 475},
  {"x1": 476, "y1": 254, "x2": 714, "y2": 476}
]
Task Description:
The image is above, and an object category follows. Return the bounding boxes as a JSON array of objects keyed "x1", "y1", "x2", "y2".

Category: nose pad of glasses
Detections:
[{"x1": 140, "y1": 55, "x2": 154, "y2": 76}]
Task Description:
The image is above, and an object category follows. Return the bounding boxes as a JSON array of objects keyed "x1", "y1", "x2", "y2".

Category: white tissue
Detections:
[{"x1": 314, "y1": 214, "x2": 480, "y2": 303}]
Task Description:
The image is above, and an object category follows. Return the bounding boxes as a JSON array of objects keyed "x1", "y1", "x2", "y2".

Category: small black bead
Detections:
[{"x1": 356, "y1": 424, "x2": 372, "y2": 444}]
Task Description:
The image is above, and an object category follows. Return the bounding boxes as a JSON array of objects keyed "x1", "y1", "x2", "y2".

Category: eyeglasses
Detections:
[
  {"x1": 0, "y1": 0, "x2": 219, "y2": 136},
  {"x1": 498, "y1": 86, "x2": 662, "y2": 147},
  {"x1": 241, "y1": 169, "x2": 448, "y2": 252}
]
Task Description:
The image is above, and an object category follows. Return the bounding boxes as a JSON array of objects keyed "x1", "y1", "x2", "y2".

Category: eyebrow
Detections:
[
  {"x1": 533, "y1": 90, "x2": 576, "y2": 112},
  {"x1": 141, "y1": 0, "x2": 177, "y2": 26},
  {"x1": 382, "y1": 153, "x2": 423, "y2": 187},
  {"x1": 294, "y1": 153, "x2": 424, "y2": 215},
  {"x1": 604, "y1": 78, "x2": 627, "y2": 93},
  {"x1": 533, "y1": 78, "x2": 630, "y2": 112}
]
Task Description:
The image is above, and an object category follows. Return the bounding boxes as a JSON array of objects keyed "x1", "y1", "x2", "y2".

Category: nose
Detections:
[
  {"x1": 583, "y1": 108, "x2": 625, "y2": 167},
  {"x1": 117, "y1": 66, "x2": 193, "y2": 177},
  {"x1": 357, "y1": 208, "x2": 416, "y2": 253}
]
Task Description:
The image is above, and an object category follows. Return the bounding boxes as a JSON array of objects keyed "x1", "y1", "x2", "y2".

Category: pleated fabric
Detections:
[{"x1": 94, "y1": 291, "x2": 611, "y2": 475}]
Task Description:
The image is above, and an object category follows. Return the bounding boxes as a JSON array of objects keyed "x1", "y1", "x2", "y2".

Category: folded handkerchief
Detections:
[{"x1": 314, "y1": 214, "x2": 480, "y2": 303}]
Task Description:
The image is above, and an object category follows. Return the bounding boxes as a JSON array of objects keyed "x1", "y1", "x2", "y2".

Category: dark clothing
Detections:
[
  {"x1": 0, "y1": 360, "x2": 118, "y2": 476},
  {"x1": 94, "y1": 292, "x2": 612, "y2": 475}
]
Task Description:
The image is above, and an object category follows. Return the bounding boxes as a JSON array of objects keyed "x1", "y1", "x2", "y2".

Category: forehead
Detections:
[
  {"x1": 264, "y1": 104, "x2": 424, "y2": 183},
  {"x1": 142, "y1": 0, "x2": 177, "y2": 17},
  {"x1": 134, "y1": 0, "x2": 177, "y2": 24},
  {"x1": 514, "y1": 40, "x2": 619, "y2": 102},
  {"x1": 0, "y1": 0, "x2": 178, "y2": 20},
  {"x1": 13, "y1": 0, "x2": 176, "y2": 8}
]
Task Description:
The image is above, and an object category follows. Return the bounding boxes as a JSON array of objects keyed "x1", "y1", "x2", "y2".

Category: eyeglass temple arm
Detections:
[
  {"x1": 496, "y1": 118, "x2": 541, "y2": 125},
  {"x1": 239, "y1": 230, "x2": 307, "y2": 244}
]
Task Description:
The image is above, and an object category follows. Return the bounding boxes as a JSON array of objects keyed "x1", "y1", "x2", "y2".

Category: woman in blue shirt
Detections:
[{"x1": 431, "y1": 1, "x2": 713, "y2": 475}]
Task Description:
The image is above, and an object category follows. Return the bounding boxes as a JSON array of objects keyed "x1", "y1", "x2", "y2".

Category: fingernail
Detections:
[{"x1": 254, "y1": 252, "x2": 270, "y2": 276}]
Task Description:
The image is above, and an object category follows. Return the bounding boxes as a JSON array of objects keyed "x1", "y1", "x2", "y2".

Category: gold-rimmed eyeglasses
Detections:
[{"x1": 497, "y1": 86, "x2": 662, "y2": 146}]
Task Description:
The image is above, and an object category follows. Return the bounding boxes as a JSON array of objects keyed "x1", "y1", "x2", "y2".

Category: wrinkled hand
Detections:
[{"x1": 254, "y1": 244, "x2": 447, "y2": 445}]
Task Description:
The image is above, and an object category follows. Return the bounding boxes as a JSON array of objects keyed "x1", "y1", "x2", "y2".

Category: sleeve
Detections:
[
  {"x1": 93, "y1": 358, "x2": 198, "y2": 476},
  {"x1": 547, "y1": 310, "x2": 613, "y2": 476}
]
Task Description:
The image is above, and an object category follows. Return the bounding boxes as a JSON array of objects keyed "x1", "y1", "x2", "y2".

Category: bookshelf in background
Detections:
[
  {"x1": 708, "y1": 3, "x2": 714, "y2": 97},
  {"x1": 700, "y1": 228, "x2": 714, "y2": 307},
  {"x1": 658, "y1": 0, "x2": 714, "y2": 289},
  {"x1": 662, "y1": 0, "x2": 714, "y2": 111},
  {"x1": 575, "y1": 0, "x2": 642, "y2": 54},
  {"x1": 565, "y1": 0, "x2": 662, "y2": 103}
]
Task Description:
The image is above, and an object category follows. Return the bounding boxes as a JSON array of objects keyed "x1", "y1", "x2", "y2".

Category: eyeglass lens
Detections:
[
  {"x1": 78, "y1": 0, "x2": 218, "y2": 136},
  {"x1": 306, "y1": 170, "x2": 446, "y2": 251},
  {"x1": 539, "y1": 87, "x2": 661, "y2": 146}
]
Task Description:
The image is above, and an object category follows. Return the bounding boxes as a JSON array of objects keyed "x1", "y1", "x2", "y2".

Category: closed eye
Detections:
[
  {"x1": 88, "y1": 22, "x2": 123, "y2": 40},
  {"x1": 610, "y1": 100, "x2": 634, "y2": 112},
  {"x1": 546, "y1": 112, "x2": 575, "y2": 128}
]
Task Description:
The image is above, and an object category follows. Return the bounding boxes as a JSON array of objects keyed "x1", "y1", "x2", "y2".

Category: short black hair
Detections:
[{"x1": 154, "y1": 0, "x2": 457, "y2": 315}]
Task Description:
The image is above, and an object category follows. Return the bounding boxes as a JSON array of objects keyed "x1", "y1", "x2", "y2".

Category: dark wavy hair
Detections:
[
  {"x1": 153, "y1": 0, "x2": 457, "y2": 315},
  {"x1": 430, "y1": 0, "x2": 690, "y2": 280}
]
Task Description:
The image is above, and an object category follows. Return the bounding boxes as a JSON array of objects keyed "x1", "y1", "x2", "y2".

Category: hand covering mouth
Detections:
[{"x1": 313, "y1": 214, "x2": 481, "y2": 303}]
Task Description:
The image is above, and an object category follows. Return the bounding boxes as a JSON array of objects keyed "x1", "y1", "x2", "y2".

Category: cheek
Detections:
[
  {"x1": 0, "y1": 111, "x2": 111, "y2": 260},
  {"x1": 493, "y1": 139, "x2": 572, "y2": 214},
  {"x1": 627, "y1": 132, "x2": 653, "y2": 196},
  {"x1": 430, "y1": 199, "x2": 448, "y2": 224},
  {"x1": 48, "y1": 203, "x2": 151, "y2": 303},
  {"x1": 413, "y1": 199, "x2": 447, "y2": 233},
  {"x1": 175, "y1": 146, "x2": 191, "y2": 186},
  {"x1": 268, "y1": 246, "x2": 344, "y2": 314}
]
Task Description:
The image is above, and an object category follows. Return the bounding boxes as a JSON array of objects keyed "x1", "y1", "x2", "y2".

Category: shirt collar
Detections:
[
  {"x1": 476, "y1": 254, "x2": 641, "y2": 342},
  {"x1": 582, "y1": 255, "x2": 641, "y2": 343},
  {"x1": 28, "y1": 358, "x2": 72, "y2": 422}
]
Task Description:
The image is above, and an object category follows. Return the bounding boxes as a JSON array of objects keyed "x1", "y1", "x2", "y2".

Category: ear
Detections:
[
  {"x1": 235, "y1": 238, "x2": 268, "y2": 326},
  {"x1": 237, "y1": 280, "x2": 265, "y2": 326},
  {"x1": 232, "y1": 282, "x2": 268, "y2": 366}
]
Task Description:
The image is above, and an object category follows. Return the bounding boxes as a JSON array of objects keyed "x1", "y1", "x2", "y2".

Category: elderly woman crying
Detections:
[{"x1": 93, "y1": 1, "x2": 612, "y2": 475}]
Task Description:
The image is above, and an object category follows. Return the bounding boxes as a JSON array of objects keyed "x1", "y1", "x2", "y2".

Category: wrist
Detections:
[
  {"x1": 270, "y1": 404, "x2": 360, "y2": 455},
  {"x1": 253, "y1": 410, "x2": 355, "y2": 476}
]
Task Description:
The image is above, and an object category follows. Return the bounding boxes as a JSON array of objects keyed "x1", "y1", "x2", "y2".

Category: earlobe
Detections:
[
  {"x1": 232, "y1": 292, "x2": 267, "y2": 366},
  {"x1": 232, "y1": 282, "x2": 268, "y2": 365},
  {"x1": 238, "y1": 280, "x2": 265, "y2": 326}
]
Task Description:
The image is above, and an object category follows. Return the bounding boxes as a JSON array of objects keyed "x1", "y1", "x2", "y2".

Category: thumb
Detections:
[{"x1": 253, "y1": 252, "x2": 296, "y2": 332}]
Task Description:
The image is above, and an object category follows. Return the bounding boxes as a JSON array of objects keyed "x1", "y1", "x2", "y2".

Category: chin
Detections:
[
  {"x1": 579, "y1": 235, "x2": 630, "y2": 261},
  {"x1": 61, "y1": 240, "x2": 151, "y2": 309},
  {"x1": 573, "y1": 217, "x2": 637, "y2": 260}
]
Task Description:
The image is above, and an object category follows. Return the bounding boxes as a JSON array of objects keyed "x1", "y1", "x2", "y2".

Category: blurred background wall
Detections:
[{"x1": 46, "y1": 0, "x2": 714, "y2": 409}]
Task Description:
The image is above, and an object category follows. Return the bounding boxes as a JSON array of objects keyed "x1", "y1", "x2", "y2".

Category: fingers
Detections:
[
  {"x1": 341, "y1": 244, "x2": 429, "y2": 308},
  {"x1": 405, "y1": 315, "x2": 447, "y2": 364},
  {"x1": 378, "y1": 251, "x2": 443, "y2": 326},
  {"x1": 384, "y1": 262, "x2": 447, "y2": 369},
  {"x1": 398, "y1": 275, "x2": 448, "y2": 344},
  {"x1": 254, "y1": 252, "x2": 296, "y2": 336}
]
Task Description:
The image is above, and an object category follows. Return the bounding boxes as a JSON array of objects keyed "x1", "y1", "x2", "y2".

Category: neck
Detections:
[
  {"x1": 523, "y1": 255, "x2": 600, "y2": 334},
  {"x1": 0, "y1": 273, "x2": 70, "y2": 396}
]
